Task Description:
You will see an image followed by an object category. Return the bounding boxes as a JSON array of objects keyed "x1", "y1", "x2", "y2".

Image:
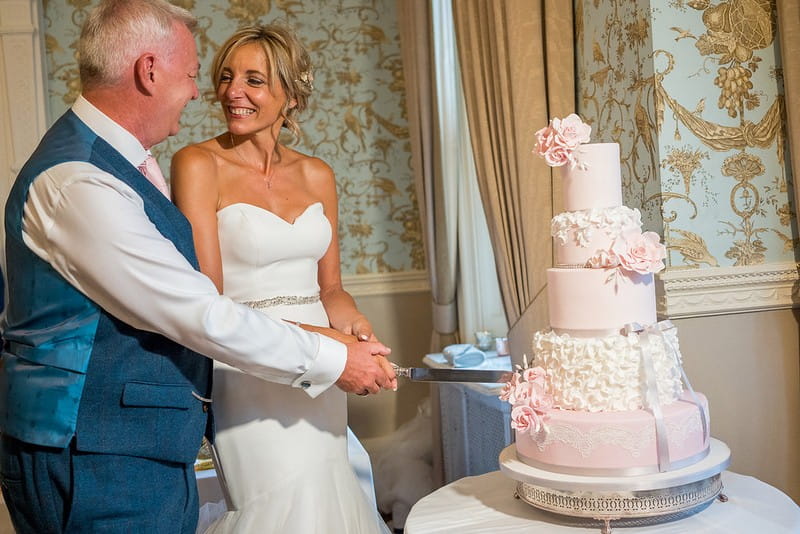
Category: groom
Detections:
[{"x1": 0, "y1": 1, "x2": 394, "y2": 532}]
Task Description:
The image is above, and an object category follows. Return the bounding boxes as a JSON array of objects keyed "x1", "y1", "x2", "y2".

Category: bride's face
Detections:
[{"x1": 216, "y1": 42, "x2": 295, "y2": 137}]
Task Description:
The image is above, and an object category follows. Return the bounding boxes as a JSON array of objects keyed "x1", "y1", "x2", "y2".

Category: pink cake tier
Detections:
[
  {"x1": 560, "y1": 143, "x2": 621, "y2": 211},
  {"x1": 552, "y1": 206, "x2": 643, "y2": 267},
  {"x1": 546, "y1": 268, "x2": 656, "y2": 332},
  {"x1": 515, "y1": 393, "x2": 710, "y2": 476}
]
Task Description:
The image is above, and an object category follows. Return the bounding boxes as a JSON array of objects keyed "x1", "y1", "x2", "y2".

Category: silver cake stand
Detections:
[{"x1": 499, "y1": 438, "x2": 731, "y2": 533}]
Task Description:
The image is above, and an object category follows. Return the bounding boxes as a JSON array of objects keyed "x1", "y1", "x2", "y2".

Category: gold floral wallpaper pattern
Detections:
[
  {"x1": 576, "y1": 0, "x2": 794, "y2": 269},
  {"x1": 42, "y1": 0, "x2": 424, "y2": 275}
]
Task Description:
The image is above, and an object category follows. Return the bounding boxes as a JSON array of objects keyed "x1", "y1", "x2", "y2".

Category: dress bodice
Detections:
[{"x1": 216, "y1": 202, "x2": 331, "y2": 303}]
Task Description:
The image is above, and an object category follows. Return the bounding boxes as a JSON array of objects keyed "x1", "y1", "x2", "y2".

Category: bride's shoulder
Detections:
[
  {"x1": 286, "y1": 150, "x2": 334, "y2": 183},
  {"x1": 285, "y1": 151, "x2": 337, "y2": 204},
  {"x1": 173, "y1": 139, "x2": 219, "y2": 167},
  {"x1": 173, "y1": 138, "x2": 231, "y2": 176},
  {"x1": 170, "y1": 140, "x2": 225, "y2": 194}
]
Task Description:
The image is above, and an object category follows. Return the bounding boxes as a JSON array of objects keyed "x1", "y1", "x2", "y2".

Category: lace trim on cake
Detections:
[
  {"x1": 537, "y1": 423, "x2": 655, "y2": 458},
  {"x1": 668, "y1": 406, "x2": 708, "y2": 445},
  {"x1": 533, "y1": 408, "x2": 704, "y2": 458}
]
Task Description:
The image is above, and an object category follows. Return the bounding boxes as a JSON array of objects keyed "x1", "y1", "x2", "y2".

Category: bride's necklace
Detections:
[{"x1": 229, "y1": 132, "x2": 276, "y2": 189}]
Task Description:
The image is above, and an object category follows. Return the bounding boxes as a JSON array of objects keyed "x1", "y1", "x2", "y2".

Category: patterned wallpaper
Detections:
[
  {"x1": 42, "y1": 0, "x2": 424, "y2": 275},
  {"x1": 576, "y1": 0, "x2": 795, "y2": 269}
]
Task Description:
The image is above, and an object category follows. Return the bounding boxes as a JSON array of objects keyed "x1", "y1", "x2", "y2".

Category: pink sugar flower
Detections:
[
  {"x1": 586, "y1": 248, "x2": 620, "y2": 269},
  {"x1": 513, "y1": 380, "x2": 553, "y2": 413},
  {"x1": 533, "y1": 114, "x2": 591, "y2": 168},
  {"x1": 498, "y1": 372, "x2": 520, "y2": 402},
  {"x1": 500, "y1": 362, "x2": 553, "y2": 436},
  {"x1": 512, "y1": 380, "x2": 536, "y2": 405},
  {"x1": 542, "y1": 145, "x2": 571, "y2": 167},
  {"x1": 511, "y1": 403, "x2": 548, "y2": 435},
  {"x1": 511, "y1": 405, "x2": 539, "y2": 434},
  {"x1": 522, "y1": 366, "x2": 547, "y2": 387},
  {"x1": 612, "y1": 229, "x2": 666, "y2": 275},
  {"x1": 556, "y1": 114, "x2": 592, "y2": 148},
  {"x1": 528, "y1": 382, "x2": 554, "y2": 413}
]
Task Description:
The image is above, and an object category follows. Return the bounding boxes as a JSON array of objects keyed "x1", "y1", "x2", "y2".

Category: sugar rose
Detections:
[
  {"x1": 533, "y1": 114, "x2": 592, "y2": 168},
  {"x1": 555, "y1": 113, "x2": 591, "y2": 148},
  {"x1": 498, "y1": 372, "x2": 520, "y2": 402},
  {"x1": 522, "y1": 366, "x2": 547, "y2": 387},
  {"x1": 613, "y1": 230, "x2": 666, "y2": 274},
  {"x1": 542, "y1": 145, "x2": 571, "y2": 167},
  {"x1": 528, "y1": 382, "x2": 554, "y2": 413},
  {"x1": 586, "y1": 249, "x2": 621, "y2": 269},
  {"x1": 511, "y1": 404, "x2": 544, "y2": 435}
]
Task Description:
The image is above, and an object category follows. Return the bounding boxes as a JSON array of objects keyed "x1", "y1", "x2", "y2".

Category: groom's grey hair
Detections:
[{"x1": 78, "y1": 0, "x2": 197, "y2": 89}]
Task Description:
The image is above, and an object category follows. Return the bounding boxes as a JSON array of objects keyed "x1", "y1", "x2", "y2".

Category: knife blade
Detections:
[{"x1": 393, "y1": 365, "x2": 513, "y2": 384}]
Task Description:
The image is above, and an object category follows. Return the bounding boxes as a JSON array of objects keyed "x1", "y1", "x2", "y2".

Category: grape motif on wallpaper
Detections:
[
  {"x1": 666, "y1": 0, "x2": 791, "y2": 266},
  {"x1": 577, "y1": 0, "x2": 792, "y2": 269}
]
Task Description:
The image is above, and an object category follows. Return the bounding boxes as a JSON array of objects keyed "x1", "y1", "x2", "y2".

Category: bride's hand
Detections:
[
  {"x1": 349, "y1": 314, "x2": 378, "y2": 342},
  {"x1": 373, "y1": 355, "x2": 398, "y2": 391}
]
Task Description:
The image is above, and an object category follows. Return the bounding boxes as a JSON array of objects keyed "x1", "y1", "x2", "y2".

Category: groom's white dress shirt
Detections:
[{"x1": 19, "y1": 95, "x2": 345, "y2": 398}]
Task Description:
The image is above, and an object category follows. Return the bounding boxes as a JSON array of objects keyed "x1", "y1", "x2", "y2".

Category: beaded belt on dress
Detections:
[{"x1": 242, "y1": 294, "x2": 320, "y2": 309}]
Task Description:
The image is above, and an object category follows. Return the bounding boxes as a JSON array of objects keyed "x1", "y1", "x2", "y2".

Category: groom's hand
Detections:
[{"x1": 336, "y1": 341, "x2": 395, "y2": 395}]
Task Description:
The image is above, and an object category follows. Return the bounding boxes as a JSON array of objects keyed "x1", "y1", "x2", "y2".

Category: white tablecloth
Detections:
[{"x1": 405, "y1": 470, "x2": 800, "y2": 533}]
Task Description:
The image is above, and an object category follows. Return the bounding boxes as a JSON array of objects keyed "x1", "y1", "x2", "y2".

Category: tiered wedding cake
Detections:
[{"x1": 498, "y1": 115, "x2": 729, "y2": 527}]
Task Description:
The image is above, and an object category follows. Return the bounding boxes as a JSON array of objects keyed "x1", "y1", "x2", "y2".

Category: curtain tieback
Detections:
[{"x1": 432, "y1": 301, "x2": 457, "y2": 334}]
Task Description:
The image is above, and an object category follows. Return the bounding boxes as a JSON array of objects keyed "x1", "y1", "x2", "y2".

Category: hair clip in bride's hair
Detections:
[{"x1": 296, "y1": 70, "x2": 314, "y2": 91}]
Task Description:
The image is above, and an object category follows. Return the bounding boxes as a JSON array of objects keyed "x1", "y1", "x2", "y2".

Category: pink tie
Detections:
[{"x1": 138, "y1": 155, "x2": 170, "y2": 198}]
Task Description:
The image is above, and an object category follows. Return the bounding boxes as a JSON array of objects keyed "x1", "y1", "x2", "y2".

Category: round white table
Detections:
[{"x1": 405, "y1": 470, "x2": 800, "y2": 533}]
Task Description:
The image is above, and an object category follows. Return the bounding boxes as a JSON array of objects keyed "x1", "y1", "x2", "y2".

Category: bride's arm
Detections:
[
  {"x1": 171, "y1": 144, "x2": 224, "y2": 293},
  {"x1": 283, "y1": 320, "x2": 356, "y2": 344},
  {"x1": 310, "y1": 158, "x2": 378, "y2": 342}
]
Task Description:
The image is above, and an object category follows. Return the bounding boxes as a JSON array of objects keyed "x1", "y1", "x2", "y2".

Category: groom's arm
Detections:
[{"x1": 21, "y1": 165, "x2": 392, "y2": 396}]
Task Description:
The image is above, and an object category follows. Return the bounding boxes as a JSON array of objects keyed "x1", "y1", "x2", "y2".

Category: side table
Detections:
[{"x1": 423, "y1": 353, "x2": 512, "y2": 484}]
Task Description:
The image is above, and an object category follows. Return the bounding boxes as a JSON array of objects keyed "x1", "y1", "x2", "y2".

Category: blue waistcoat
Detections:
[{"x1": 0, "y1": 110, "x2": 212, "y2": 463}]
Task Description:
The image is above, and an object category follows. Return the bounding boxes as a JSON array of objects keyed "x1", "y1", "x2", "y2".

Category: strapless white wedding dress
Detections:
[{"x1": 203, "y1": 202, "x2": 385, "y2": 534}]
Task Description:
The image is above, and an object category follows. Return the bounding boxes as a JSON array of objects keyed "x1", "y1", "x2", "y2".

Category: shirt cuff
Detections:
[{"x1": 291, "y1": 333, "x2": 347, "y2": 398}]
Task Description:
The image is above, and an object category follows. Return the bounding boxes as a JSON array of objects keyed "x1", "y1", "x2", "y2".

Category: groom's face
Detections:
[{"x1": 161, "y1": 23, "x2": 199, "y2": 135}]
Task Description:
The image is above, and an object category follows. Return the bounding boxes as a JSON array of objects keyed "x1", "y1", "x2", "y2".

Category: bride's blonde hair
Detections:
[{"x1": 210, "y1": 24, "x2": 313, "y2": 141}]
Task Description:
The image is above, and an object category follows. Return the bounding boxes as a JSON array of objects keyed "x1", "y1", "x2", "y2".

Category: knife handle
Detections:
[{"x1": 390, "y1": 363, "x2": 411, "y2": 378}]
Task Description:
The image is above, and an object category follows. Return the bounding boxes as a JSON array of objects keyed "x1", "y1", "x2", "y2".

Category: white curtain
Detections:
[{"x1": 431, "y1": 1, "x2": 508, "y2": 345}]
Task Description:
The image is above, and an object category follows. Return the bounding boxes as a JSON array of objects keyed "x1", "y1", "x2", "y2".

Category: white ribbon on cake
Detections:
[{"x1": 624, "y1": 320, "x2": 710, "y2": 473}]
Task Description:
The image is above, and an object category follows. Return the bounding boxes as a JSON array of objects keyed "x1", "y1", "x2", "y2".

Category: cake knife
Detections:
[{"x1": 392, "y1": 365, "x2": 513, "y2": 384}]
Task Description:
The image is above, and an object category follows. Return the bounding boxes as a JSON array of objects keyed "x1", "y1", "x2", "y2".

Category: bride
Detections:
[{"x1": 171, "y1": 24, "x2": 392, "y2": 533}]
